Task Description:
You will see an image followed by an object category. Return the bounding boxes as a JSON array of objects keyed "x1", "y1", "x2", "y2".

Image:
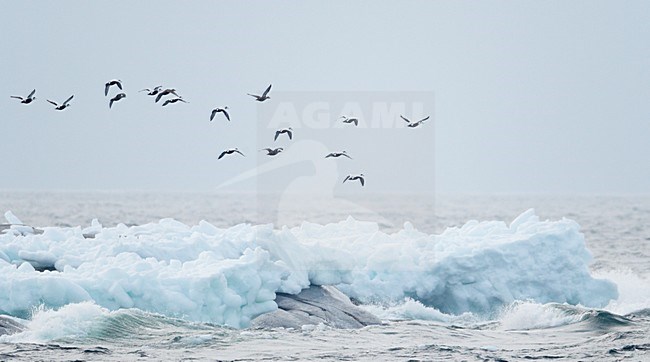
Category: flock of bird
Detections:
[{"x1": 11, "y1": 82, "x2": 431, "y2": 187}]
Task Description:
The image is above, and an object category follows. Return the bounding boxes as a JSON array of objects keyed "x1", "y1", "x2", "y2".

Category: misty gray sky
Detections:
[{"x1": 2, "y1": 1, "x2": 649, "y2": 194}]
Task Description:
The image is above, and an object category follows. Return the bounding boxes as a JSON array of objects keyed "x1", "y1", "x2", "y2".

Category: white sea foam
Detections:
[
  {"x1": 0, "y1": 302, "x2": 107, "y2": 343},
  {"x1": 498, "y1": 301, "x2": 584, "y2": 330},
  {"x1": 0, "y1": 209, "x2": 618, "y2": 328},
  {"x1": 360, "y1": 298, "x2": 473, "y2": 323},
  {"x1": 597, "y1": 269, "x2": 650, "y2": 316}
]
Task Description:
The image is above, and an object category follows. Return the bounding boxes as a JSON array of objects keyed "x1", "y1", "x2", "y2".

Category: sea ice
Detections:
[{"x1": 0, "y1": 209, "x2": 618, "y2": 327}]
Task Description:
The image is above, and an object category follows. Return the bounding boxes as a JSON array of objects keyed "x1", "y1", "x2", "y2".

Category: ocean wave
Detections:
[
  {"x1": 625, "y1": 308, "x2": 650, "y2": 319},
  {"x1": 0, "y1": 302, "x2": 105, "y2": 343},
  {"x1": 0, "y1": 301, "x2": 232, "y2": 344},
  {"x1": 498, "y1": 301, "x2": 632, "y2": 330}
]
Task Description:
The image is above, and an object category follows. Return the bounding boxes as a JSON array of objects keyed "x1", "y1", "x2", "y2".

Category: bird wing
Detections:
[
  {"x1": 117, "y1": 81, "x2": 123, "y2": 90},
  {"x1": 162, "y1": 99, "x2": 171, "y2": 106},
  {"x1": 139, "y1": 88, "x2": 150, "y2": 93},
  {"x1": 223, "y1": 109, "x2": 230, "y2": 121},
  {"x1": 155, "y1": 93, "x2": 164, "y2": 103},
  {"x1": 218, "y1": 151, "x2": 227, "y2": 159},
  {"x1": 247, "y1": 93, "x2": 260, "y2": 99},
  {"x1": 262, "y1": 84, "x2": 272, "y2": 97},
  {"x1": 274, "y1": 131, "x2": 280, "y2": 141},
  {"x1": 104, "y1": 83, "x2": 110, "y2": 96},
  {"x1": 400, "y1": 115, "x2": 411, "y2": 123},
  {"x1": 359, "y1": 177, "x2": 365, "y2": 186},
  {"x1": 28, "y1": 89, "x2": 36, "y2": 98},
  {"x1": 64, "y1": 95, "x2": 74, "y2": 105},
  {"x1": 47, "y1": 100, "x2": 58, "y2": 106},
  {"x1": 287, "y1": 130, "x2": 292, "y2": 139},
  {"x1": 343, "y1": 153, "x2": 352, "y2": 159},
  {"x1": 235, "y1": 150, "x2": 245, "y2": 157},
  {"x1": 352, "y1": 118, "x2": 358, "y2": 126},
  {"x1": 109, "y1": 99, "x2": 114, "y2": 109},
  {"x1": 10, "y1": 96, "x2": 23, "y2": 100},
  {"x1": 210, "y1": 109, "x2": 217, "y2": 121},
  {"x1": 343, "y1": 175, "x2": 350, "y2": 184},
  {"x1": 325, "y1": 153, "x2": 333, "y2": 158}
]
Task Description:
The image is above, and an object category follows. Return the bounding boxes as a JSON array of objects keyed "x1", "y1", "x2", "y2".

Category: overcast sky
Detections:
[{"x1": 2, "y1": 1, "x2": 649, "y2": 194}]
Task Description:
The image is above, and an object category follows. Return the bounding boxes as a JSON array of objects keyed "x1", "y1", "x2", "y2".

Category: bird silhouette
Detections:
[
  {"x1": 260, "y1": 147, "x2": 284, "y2": 156},
  {"x1": 10, "y1": 89, "x2": 36, "y2": 104},
  {"x1": 340, "y1": 115, "x2": 359, "y2": 126},
  {"x1": 325, "y1": 151, "x2": 352, "y2": 159},
  {"x1": 343, "y1": 174, "x2": 365, "y2": 186},
  {"x1": 47, "y1": 95, "x2": 74, "y2": 111},
  {"x1": 218, "y1": 148, "x2": 245, "y2": 159},
  {"x1": 105, "y1": 80, "x2": 122, "y2": 96},
  {"x1": 109, "y1": 93, "x2": 126, "y2": 108},
  {"x1": 274, "y1": 127, "x2": 293, "y2": 141},
  {"x1": 247, "y1": 84, "x2": 272, "y2": 102},
  {"x1": 210, "y1": 107, "x2": 230, "y2": 121},
  {"x1": 400, "y1": 115, "x2": 430, "y2": 128}
]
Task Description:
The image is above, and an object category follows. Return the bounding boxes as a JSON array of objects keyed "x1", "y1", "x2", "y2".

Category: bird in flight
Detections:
[
  {"x1": 109, "y1": 93, "x2": 126, "y2": 108},
  {"x1": 325, "y1": 151, "x2": 352, "y2": 159},
  {"x1": 260, "y1": 147, "x2": 283, "y2": 156},
  {"x1": 155, "y1": 88, "x2": 180, "y2": 103},
  {"x1": 340, "y1": 115, "x2": 359, "y2": 126},
  {"x1": 162, "y1": 97, "x2": 188, "y2": 107},
  {"x1": 10, "y1": 89, "x2": 36, "y2": 104},
  {"x1": 47, "y1": 95, "x2": 74, "y2": 111},
  {"x1": 218, "y1": 148, "x2": 245, "y2": 159},
  {"x1": 248, "y1": 84, "x2": 272, "y2": 102},
  {"x1": 105, "y1": 80, "x2": 122, "y2": 96},
  {"x1": 401, "y1": 115, "x2": 430, "y2": 128},
  {"x1": 274, "y1": 127, "x2": 293, "y2": 141},
  {"x1": 210, "y1": 106, "x2": 230, "y2": 121},
  {"x1": 343, "y1": 174, "x2": 365, "y2": 186},
  {"x1": 140, "y1": 86, "x2": 162, "y2": 96}
]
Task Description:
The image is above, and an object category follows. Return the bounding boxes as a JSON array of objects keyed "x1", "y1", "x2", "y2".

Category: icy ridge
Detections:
[{"x1": 0, "y1": 209, "x2": 617, "y2": 327}]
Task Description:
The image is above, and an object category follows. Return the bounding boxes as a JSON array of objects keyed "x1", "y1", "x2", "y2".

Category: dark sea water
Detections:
[{"x1": 0, "y1": 192, "x2": 649, "y2": 361}]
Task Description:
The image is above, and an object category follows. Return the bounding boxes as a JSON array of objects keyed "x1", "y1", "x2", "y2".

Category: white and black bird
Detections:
[
  {"x1": 218, "y1": 148, "x2": 245, "y2": 159},
  {"x1": 105, "y1": 80, "x2": 122, "y2": 96},
  {"x1": 401, "y1": 115, "x2": 430, "y2": 128},
  {"x1": 139, "y1": 86, "x2": 162, "y2": 96},
  {"x1": 274, "y1": 127, "x2": 293, "y2": 141},
  {"x1": 340, "y1": 115, "x2": 359, "y2": 126},
  {"x1": 47, "y1": 95, "x2": 74, "y2": 111},
  {"x1": 343, "y1": 174, "x2": 365, "y2": 186},
  {"x1": 10, "y1": 89, "x2": 36, "y2": 104},
  {"x1": 162, "y1": 97, "x2": 188, "y2": 107},
  {"x1": 325, "y1": 151, "x2": 352, "y2": 159},
  {"x1": 260, "y1": 147, "x2": 283, "y2": 156},
  {"x1": 109, "y1": 93, "x2": 126, "y2": 108},
  {"x1": 155, "y1": 88, "x2": 180, "y2": 103},
  {"x1": 247, "y1": 84, "x2": 272, "y2": 102},
  {"x1": 210, "y1": 106, "x2": 230, "y2": 121}
]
